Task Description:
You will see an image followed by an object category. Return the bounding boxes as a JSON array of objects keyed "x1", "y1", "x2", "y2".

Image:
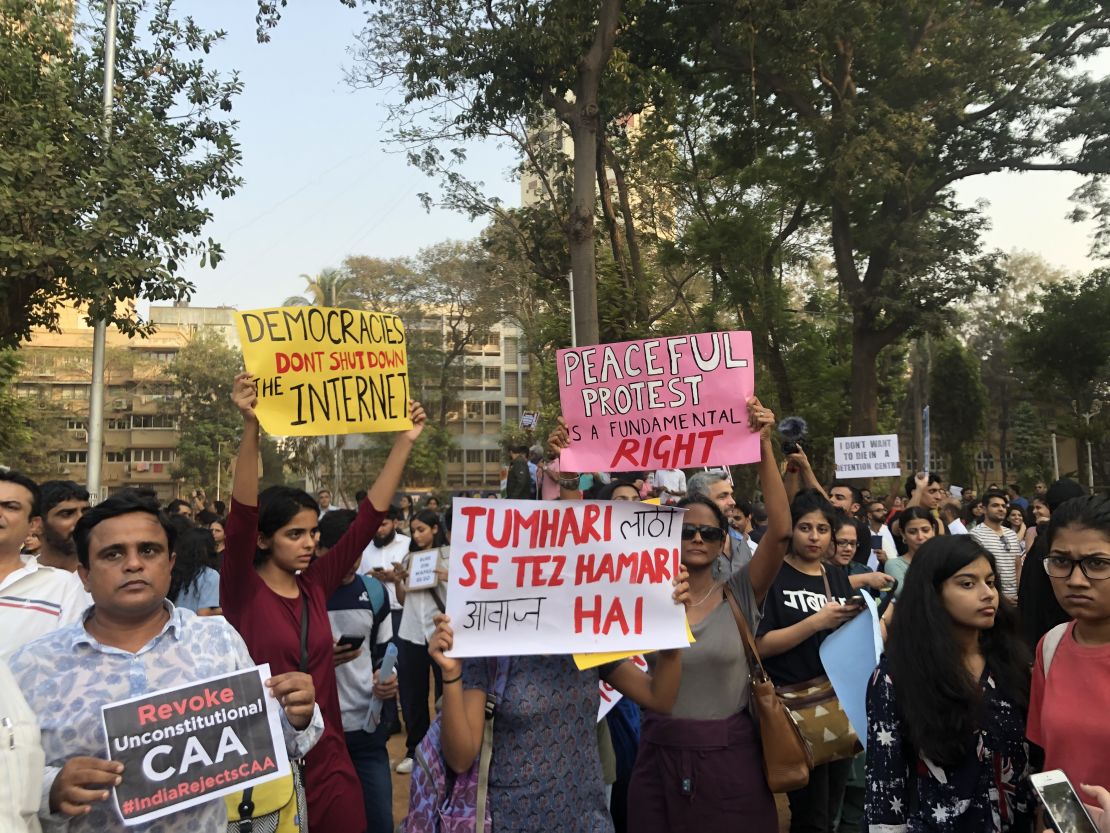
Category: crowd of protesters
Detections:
[{"x1": 2, "y1": 372, "x2": 1110, "y2": 833}]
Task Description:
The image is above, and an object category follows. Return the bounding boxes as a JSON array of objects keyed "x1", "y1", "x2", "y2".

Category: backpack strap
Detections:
[
  {"x1": 358, "y1": 573, "x2": 387, "y2": 616},
  {"x1": 476, "y1": 658, "x2": 510, "y2": 830},
  {"x1": 1041, "y1": 622, "x2": 1069, "y2": 678},
  {"x1": 235, "y1": 787, "x2": 255, "y2": 831}
]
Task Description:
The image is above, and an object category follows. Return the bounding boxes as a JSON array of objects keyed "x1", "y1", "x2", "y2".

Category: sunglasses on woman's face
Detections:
[{"x1": 681, "y1": 523, "x2": 726, "y2": 542}]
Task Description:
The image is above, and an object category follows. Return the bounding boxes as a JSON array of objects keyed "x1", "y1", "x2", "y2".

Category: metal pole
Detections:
[
  {"x1": 1051, "y1": 432, "x2": 1060, "y2": 482},
  {"x1": 567, "y1": 271, "x2": 577, "y2": 348},
  {"x1": 215, "y1": 441, "x2": 224, "y2": 502},
  {"x1": 1088, "y1": 439, "x2": 1095, "y2": 491},
  {"x1": 86, "y1": 0, "x2": 120, "y2": 500}
]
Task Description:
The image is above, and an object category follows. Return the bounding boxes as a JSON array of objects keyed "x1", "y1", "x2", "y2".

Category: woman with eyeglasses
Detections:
[
  {"x1": 755, "y1": 490, "x2": 861, "y2": 833},
  {"x1": 626, "y1": 398, "x2": 791, "y2": 833},
  {"x1": 1028, "y1": 494, "x2": 1110, "y2": 793}
]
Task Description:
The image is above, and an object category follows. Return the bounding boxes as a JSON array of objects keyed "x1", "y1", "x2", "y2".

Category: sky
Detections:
[{"x1": 161, "y1": 1, "x2": 1105, "y2": 312}]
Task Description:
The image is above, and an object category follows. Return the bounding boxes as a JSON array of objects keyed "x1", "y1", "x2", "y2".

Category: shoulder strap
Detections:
[
  {"x1": 1041, "y1": 622, "x2": 1069, "y2": 678},
  {"x1": 476, "y1": 658, "x2": 510, "y2": 830},
  {"x1": 358, "y1": 573, "x2": 387, "y2": 616},
  {"x1": 819, "y1": 564, "x2": 833, "y2": 601},
  {"x1": 723, "y1": 585, "x2": 772, "y2": 684},
  {"x1": 299, "y1": 593, "x2": 310, "y2": 674}
]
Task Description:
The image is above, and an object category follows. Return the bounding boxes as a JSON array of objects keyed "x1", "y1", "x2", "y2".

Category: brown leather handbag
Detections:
[{"x1": 724, "y1": 586, "x2": 814, "y2": 792}]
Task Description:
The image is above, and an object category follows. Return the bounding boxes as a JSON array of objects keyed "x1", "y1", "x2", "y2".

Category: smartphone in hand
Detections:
[{"x1": 1032, "y1": 770, "x2": 1099, "y2": 833}]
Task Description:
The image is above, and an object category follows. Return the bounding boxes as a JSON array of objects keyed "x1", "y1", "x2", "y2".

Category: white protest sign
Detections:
[
  {"x1": 834, "y1": 434, "x2": 901, "y2": 479},
  {"x1": 407, "y1": 548, "x2": 443, "y2": 591},
  {"x1": 598, "y1": 654, "x2": 649, "y2": 722},
  {"x1": 101, "y1": 664, "x2": 289, "y2": 826},
  {"x1": 445, "y1": 498, "x2": 691, "y2": 657}
]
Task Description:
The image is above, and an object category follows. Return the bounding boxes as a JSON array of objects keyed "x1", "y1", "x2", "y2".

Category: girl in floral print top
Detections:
[{"x1": 865, "y1": 536, "x2": 1034, "y2": 833}]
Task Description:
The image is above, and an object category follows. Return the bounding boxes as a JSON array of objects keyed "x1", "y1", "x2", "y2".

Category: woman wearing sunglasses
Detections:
[
  {"x1": 626, "y1": 398, "x2": 792, "y2": 833},
  {"x1": 1028, "y1": 495, "x2": 1110, "y2": 794}
]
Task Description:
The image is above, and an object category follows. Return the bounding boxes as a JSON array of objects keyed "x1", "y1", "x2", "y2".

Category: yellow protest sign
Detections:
[
  {"x1": 235, "y1": 306, "x2": 412, "y2": 437},
  {"x1": 572, "y1": 620, "x2": 696, "y2": 670}
]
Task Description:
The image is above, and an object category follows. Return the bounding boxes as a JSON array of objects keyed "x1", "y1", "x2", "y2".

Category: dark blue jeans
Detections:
[{"x1": 345, "y1": 728, "x2": 392, "y2": 833}]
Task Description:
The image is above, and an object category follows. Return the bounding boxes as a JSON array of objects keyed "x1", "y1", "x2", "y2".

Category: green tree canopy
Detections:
[
  {"x1": 634, "y1": 0, "x2": 1110, "y2": 433},
  {"x1": 929, "y1": 338, "x2": 987, "y2": 486},
  {"x1": 163, "y1": 329, "x2": 247, "y2": 496},
  {"x1": 0, "y1": 0, "x2": 242, "y2": 347}
]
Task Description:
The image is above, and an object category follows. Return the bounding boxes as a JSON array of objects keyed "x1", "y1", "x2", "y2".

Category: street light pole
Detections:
[
  {"x1": 1074, "y1": 399, "x2": 1103, "y2": 491},
  {"x1": 86, "y1": 0, "x2": 120, "y2": 501},
  {"x1": 215, "y1": 441, "x2": 226, "y2": 502},
  {"x1": 567, "y1": 271, "x2": 577, "y2": 348}
]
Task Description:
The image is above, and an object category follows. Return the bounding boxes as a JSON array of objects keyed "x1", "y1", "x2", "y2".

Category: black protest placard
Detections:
[{"x1": 101, "y1": 664, "x2": 290, "y2": 826}]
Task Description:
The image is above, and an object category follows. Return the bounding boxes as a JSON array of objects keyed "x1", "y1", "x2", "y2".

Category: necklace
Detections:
[{"x1": 689, "y1": 581, "x2": 722, "y2": 607}]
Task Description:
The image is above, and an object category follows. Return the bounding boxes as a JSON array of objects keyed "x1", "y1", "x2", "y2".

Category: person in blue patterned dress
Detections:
[{"x1": 865, "y1": 535, "x2": 1034, "y2": 833}]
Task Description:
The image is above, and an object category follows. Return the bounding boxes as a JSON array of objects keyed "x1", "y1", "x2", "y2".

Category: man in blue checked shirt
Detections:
[{"x1": 9, "y1": 490, "x2": 324, "y2": 833}]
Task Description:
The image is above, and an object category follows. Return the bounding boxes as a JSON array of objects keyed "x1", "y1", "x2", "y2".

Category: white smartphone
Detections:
[{"x1": 1031, "y1": 770, "x2": 1100, "y2": 833}]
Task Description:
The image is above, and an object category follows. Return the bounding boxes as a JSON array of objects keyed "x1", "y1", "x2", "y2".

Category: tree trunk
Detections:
[
  {"x1": 606, "y1": 145, "x2": 649, "y2": 327},
  {"x1": 849, "y1": 325, "x2": 882, "y2": 435},
  {"x1": 765, "y1": 323, "x2": 796, "y2": 415},
  {"x1": 596, "y1": 136, "x2": 630, "y2": 288},
  {"x1": 562, "y1": 0, "x2": 621, "y2": 349},
  {"x1": 568, "y1": 112, "x2": 601, "y2": 347}
]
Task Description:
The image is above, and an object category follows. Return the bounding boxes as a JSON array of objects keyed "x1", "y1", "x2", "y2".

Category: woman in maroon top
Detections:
[{"x1": 221, "y1": 373, "x2": 425, "y2": 833}]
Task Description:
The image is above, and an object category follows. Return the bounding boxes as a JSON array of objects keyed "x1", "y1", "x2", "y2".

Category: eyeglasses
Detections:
[
  {"x1": 1044, "y1": 555, "x2": 1110, "y2": 581},
  {"x1": 681, "y1": 524, "x2": 726, "y2": 542},
  {"x1": 835, "y1": 539, "x2": 857, "y2": 549}
]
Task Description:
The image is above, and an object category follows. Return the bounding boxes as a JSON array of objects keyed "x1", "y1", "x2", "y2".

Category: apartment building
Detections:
[
  {"x1": 13, "y1": 303, "x2": 235, "y2": 501},
  {"x1": 442, "y1": 320, "x2": 532, "y2": 491}
]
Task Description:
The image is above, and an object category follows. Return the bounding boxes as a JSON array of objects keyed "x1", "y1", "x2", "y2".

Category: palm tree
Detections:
[{"x1": 283, "y1": 268, "x2": 362, "y2": 309}]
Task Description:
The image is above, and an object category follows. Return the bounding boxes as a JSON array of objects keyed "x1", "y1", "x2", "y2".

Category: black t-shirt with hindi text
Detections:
[{"x1": 756, "y1": 560, "x2": 854, "y2": 687}]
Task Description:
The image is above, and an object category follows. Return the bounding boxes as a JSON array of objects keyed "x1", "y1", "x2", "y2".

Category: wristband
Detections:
[
  {"x1": 559, "y1": 476, "x2": 581, "y2": 489},
  {"x1": 442, "y1": 674, "x2": 463, "y2": 685}
]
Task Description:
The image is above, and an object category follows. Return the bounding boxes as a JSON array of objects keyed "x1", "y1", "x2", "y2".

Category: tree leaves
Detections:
[{"x1": 0, "y1": 0, "x2": 242, "y2": 347}]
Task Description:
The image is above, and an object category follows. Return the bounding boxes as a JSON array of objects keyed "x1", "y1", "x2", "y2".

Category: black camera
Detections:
[{"x1": 778, "y1": 416, "x2": 808, "y2": 457}]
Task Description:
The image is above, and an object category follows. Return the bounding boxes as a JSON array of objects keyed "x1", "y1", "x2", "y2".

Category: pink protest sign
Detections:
[{"x1": 557, "y1": 331, "x2": 759, "y2": 473}]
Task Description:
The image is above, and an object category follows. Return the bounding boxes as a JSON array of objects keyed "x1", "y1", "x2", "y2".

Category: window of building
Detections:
[
  {"x1": 447, "y1": 449, "x2": 462, "y2": 463},
  {"x1": 484, "y1": 401, "x2": 501, "y2": 417},
  {"x1": 503, "y1": 337, "x2": 519, "y2": 364},
  {"x1": 485, "y1": 449, "x2": 501, "y2": 464},
  {"x1": 465, "y1": 401, "x2": 482, "y2": 419},
  {"x1": 106, "y1": 418, "x2": 130, "y2": 431},
  {"x1": 141, "y1": 350, "x2": 177, "y2": 364},
  {"x1": 106, "y1": 451, "x2": 126, "y2": 463},
  {"x1": 505, "y1": 405, "x2": 520, "y2": 424},
  {"x1": 465, "y1": 449, "x2": 483, "y2": 464},
  {"x1": 66, "y1": 419, "x2": 86, "y2": 431},
  {"x1": 132, "y1": 414, "x2": 177, "y2": 430},
  {"x1": 504, "y1": 373, "x2": 519, "y2": 397},
  {"x1": 520, "y1": 372, "x2": 530, "y2": 394},
  {"x1": 62, "y1": 450, "x2": 87, "y2": 464},
  {"x1": 52, "y1": 384, "x2": 89, "y2": 401},
  {"x1": 975, "y1": 451, "x2": 995, "y2": 472},
  {"x1": 131, "y1": 448, "x2": 175, "y2": 463}
]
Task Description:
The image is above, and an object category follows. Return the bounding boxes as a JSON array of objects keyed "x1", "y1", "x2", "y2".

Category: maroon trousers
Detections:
[{"x1": 627, "y1": 709, "x2": 779, "y2": 833}]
